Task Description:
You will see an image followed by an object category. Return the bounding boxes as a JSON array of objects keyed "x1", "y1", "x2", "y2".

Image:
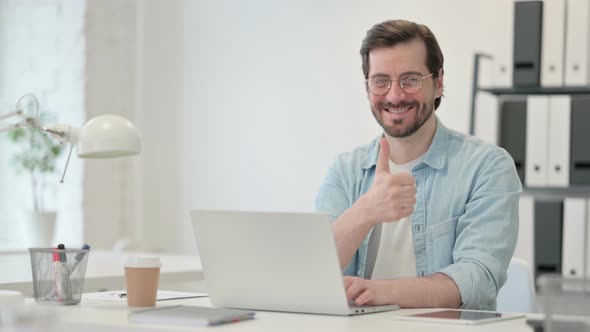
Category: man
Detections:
[{"x1": 315, "y1": 19, "x2": 521, "y2": 310}]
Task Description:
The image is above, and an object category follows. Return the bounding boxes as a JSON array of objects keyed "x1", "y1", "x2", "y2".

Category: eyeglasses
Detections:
[{"x1": 366, "y1": 72, "x2": 434, "y2": 96}]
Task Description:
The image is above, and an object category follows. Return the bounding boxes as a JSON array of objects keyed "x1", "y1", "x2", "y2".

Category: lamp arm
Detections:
[
  {"x1": 0, "y1": 123, "x2": 25, "y2": 133},
  {"x1": 42, "y1": 124, "x2": 81, "y2": 144},
  {"x1": 0, "y1": 109, "x2": 24, "y2": 121},
  {"x1": 1, "y1": 112, "x2": 82, "y2": 145},
  {"x1": 0, "y1": 109, "x2": 28, "y2": 133},
  {"x1": 41, "y1": 124, "x2": 81, "y2": 184}
]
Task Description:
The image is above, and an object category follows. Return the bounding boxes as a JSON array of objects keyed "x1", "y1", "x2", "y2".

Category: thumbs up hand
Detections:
[{"x1": 358, "y1": 138, "x2": 417, "y2": 225}]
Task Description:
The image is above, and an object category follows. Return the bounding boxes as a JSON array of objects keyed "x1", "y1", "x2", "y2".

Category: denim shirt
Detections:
[{"x1": 315, "y1": 117, "x2": 521, "y2": 310}]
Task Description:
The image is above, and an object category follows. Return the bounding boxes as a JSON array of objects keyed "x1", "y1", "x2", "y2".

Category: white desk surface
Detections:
[
  {"x1": 3, "y1": 250, "x2": 536, "y2": 332},
  {"x1": 0, "y1": 250, "x2": 203, "y2": 295},
  {"x1": 24, "y1": 297, "x2": 534, "y2": 332},
  {"x1": 0, "y1": 251, "x2": 537, "y2": 331}
]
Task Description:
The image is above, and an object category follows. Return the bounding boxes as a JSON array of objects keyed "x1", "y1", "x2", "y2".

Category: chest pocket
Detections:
[{"x1": 427, "y1": 216, "x2": 459, "y2": 271}]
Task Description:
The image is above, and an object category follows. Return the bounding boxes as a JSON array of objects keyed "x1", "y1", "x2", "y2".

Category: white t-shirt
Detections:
[{"x1": 370, "y1": 156, "x2": 422, "y2": 280}]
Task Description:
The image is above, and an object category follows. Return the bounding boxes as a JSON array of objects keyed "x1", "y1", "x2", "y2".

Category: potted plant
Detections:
[{"x1": 6, "y1": 110, "x2": 64, "y2": 247}]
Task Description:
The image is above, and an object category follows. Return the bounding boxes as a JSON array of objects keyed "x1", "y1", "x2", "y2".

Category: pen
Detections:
[
  {"x1": 57, "y1": 244, "x2": 73, "y2": 302},
  {"x1": 53, "y1": 247, "x2": 65, "y2": 301},
  {"x1": 68, "y1": 243, "x2": 90, "y2": 275},
  {"x1": 48, "y1": 244, "x2": 90, "y2": 301}
]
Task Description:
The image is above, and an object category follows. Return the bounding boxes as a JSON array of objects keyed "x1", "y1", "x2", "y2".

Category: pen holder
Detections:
[{"x1": 28, "y1": 247, "x2": 91, "y2": 305}]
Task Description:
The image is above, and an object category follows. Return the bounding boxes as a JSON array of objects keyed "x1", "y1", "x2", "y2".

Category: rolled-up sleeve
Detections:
[
  {"x1": 438, "y1": 149, "x2": 522, "y2": 310},
  {"x1": 315, "y1": 158, "x2": 361, "y2": 276},
  {"x1": 315, "y1": 160, "x2": 350, "y2": 221}
]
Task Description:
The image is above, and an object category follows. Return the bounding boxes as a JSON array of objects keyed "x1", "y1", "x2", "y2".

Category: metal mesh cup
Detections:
[{"x1": 28, "y1": 248, "x2": 90, "y2": 305}]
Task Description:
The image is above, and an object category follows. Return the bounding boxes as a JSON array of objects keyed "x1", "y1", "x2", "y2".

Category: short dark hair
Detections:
[{"x1": 360, "y1": 19, "x2": 444, "y2": 109}]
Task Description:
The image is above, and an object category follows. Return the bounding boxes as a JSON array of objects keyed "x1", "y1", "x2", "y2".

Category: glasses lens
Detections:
[
  {"x1": 399, "y1": 74, "x2": 423, "y2": 94},
  {"x1": 369, "y1": 77, "x2": 391, "y2": 96}
]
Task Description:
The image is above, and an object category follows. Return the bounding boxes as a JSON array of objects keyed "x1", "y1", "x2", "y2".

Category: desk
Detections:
[
  {"x1": 0, "y1": 250, "x2": 203, "y2": 295},
  {"x1": 20, "y1": 297, "x2": 533, "y2": 332}
]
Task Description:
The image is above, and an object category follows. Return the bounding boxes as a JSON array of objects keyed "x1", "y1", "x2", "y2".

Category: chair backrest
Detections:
[{"x1": 496, "y1": 257, "x2": 536, "y2": 313}]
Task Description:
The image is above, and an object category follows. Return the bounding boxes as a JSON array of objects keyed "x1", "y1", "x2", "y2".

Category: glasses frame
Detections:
[{"x1": 366, "y1": 72, "x2": 434, "y2": 96}]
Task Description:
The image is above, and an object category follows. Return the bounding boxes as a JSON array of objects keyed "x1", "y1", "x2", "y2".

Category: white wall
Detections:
[
  {"x1": 82, "y1": 0, "x2": 183, "y2": 252},
  {"x1": 84, "y1": 0, "x2": 141, "y2": 250},
  {"x1": 0, "y1": 1, "x2": 506, "y2": 253},
  {"x1": 131, "y1": 0, "x2": 502, "y2": 253},
  {"x1": 133, "y1": 0, "x2": 184, "y2": 251}
]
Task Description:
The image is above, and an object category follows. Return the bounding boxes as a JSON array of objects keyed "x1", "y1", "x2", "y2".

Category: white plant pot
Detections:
[{"x1": 25, "y1": 211, "x2": 57, "y2": 248}]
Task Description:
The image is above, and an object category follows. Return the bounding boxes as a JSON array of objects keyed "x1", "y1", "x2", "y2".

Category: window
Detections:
[{"x1": 0, "y1": 0, "x2": 85, "y2": 250}]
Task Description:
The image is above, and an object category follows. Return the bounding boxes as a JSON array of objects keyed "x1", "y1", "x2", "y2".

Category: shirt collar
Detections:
[{"x1": 362, "y1": 116, "x2": 449, "y2": 170}]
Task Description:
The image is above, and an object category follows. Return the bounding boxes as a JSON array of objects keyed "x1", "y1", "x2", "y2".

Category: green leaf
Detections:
[
  {"x1": 7, "y1": 128, "x2": 25, "y2": 142},
  {"x1": 4, "y1": 110, "x2": 65, "y2": 189}
]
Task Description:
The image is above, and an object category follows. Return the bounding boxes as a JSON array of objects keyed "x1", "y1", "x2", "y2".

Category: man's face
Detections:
[{"x1": 367, "y1": 38, "x2": 443, "y2": 138}]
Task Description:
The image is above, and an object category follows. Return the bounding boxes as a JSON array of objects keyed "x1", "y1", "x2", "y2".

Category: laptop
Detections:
[{"x1": 190, "y1": 209, "x2": 399, "y2": 316}]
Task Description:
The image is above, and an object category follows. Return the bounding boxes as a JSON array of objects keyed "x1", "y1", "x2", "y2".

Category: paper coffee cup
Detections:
[{"x1": 124, "y1": 256, "x2": 161, "y2": 307}]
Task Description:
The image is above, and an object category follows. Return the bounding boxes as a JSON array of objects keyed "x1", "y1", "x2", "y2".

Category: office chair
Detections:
[{"x1": 496, "y1": 257, "x2": 537, "y2": 313}]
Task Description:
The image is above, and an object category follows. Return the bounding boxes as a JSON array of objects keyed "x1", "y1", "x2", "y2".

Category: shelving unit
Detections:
[
  {"x1": 471, "y1": 52, "x2": 590, "y2": 188},
  {"x1": 470, "y1": 50, "x2": 590, "y2": 282},
  {"x1": 480, "y1": 87, "x2": 590, "y2": 95}
]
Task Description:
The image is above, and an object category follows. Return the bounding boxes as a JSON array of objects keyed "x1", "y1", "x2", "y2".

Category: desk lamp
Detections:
[{"x1": 0, "y1": 93, "x2": 142, "y2": 181}]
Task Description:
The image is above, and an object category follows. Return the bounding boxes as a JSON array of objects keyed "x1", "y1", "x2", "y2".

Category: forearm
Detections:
[
  {"x1": 384, "y1": 273, "x2": 461, "y2": 308},
  {"x1": 332, "y1": 198, "x2": 375, "y2": 269}
]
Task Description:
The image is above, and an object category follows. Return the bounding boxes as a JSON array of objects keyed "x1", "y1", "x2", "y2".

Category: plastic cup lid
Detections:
[{"x1": 123, "y1": 256, "x2": 161, "y2": 268}]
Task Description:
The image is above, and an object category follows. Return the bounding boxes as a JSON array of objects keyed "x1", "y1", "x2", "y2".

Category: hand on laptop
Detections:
[
  {"x1": 344, "y1": 273, "x2": 462, "y2": 309},
  {"x1": 344, "y1": 276, "x2": 394, "y2": 306},
  {"x1": 357, "y1": 138, "x2": 416, "y2": 225}
]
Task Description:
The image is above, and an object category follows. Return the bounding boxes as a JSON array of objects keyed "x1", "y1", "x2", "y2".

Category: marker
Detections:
[
  {"x1": 57, "y1": 244, "x2": 73, "y2": 302},
  {"x1": 57, "y1": 244, "x2": 66, "y2": 261},
  {"x1": 48, "y1": 244, "x2": 90, "y2": 301},
  {"x1": 53, "y1": 247, "x2": 65, "y2": 301}
]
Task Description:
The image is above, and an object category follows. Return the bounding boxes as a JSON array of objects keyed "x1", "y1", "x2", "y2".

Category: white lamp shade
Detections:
[{"x1": 77, "y1": 114, "x2": 142, "y2": 158}]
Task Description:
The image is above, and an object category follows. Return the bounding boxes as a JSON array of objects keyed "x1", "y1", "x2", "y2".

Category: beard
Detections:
[{"x1": 371, "y1": 99, "x2": 434, "y2": 138}]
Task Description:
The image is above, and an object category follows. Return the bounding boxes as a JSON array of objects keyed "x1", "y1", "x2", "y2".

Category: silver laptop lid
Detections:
[{"x1": 190, "y1": 210, "x2": 352, "y2": 315}]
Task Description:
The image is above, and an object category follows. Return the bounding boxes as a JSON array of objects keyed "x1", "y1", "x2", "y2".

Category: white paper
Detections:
[{"x1": 82, "y1": 290, "x2": 208, "y2": 302}]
